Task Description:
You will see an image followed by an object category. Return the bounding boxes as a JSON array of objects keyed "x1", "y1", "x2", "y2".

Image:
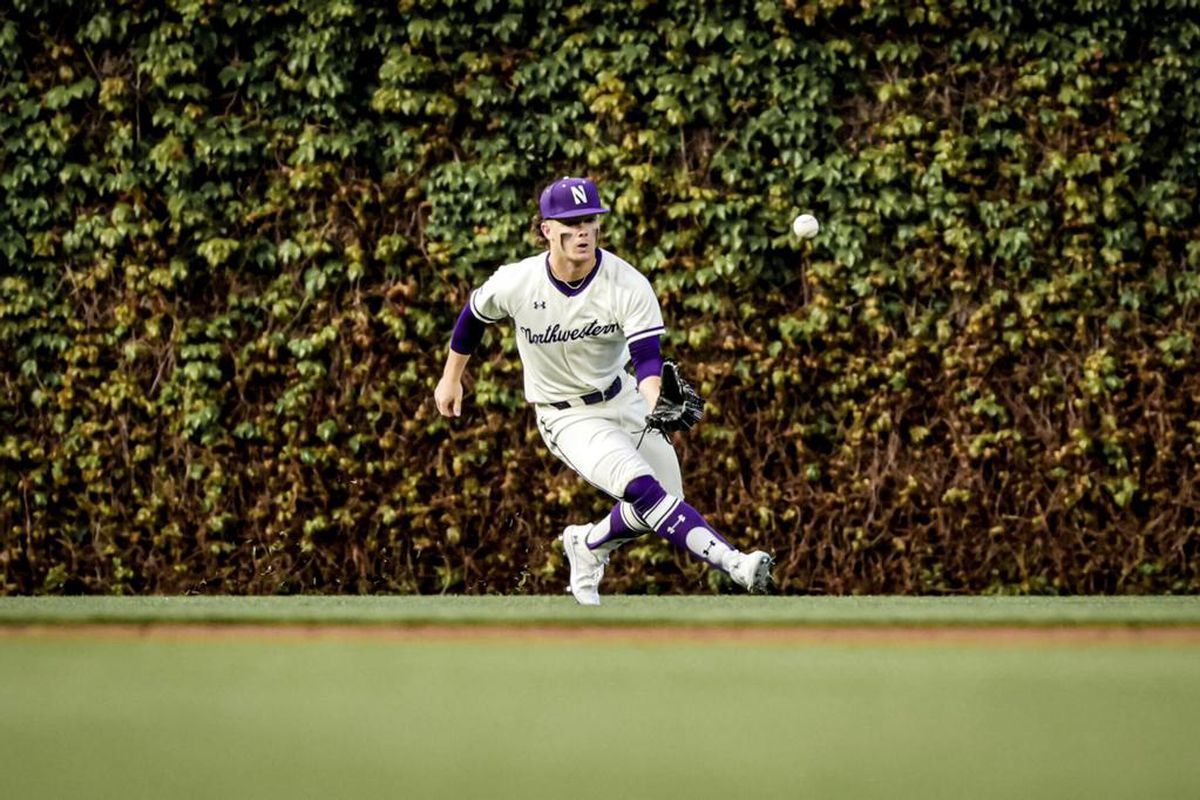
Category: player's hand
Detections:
[
  {"x1": 644, "y1": 360, "x2": 704, "y2": 433},
  {"x1": 434, "y1": 375, "x2": 463, "y2": 417}
]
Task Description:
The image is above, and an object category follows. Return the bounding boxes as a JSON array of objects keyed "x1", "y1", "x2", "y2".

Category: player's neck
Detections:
[{"x1": 548, "y1": 249, "x2": 597, "y2": 286}]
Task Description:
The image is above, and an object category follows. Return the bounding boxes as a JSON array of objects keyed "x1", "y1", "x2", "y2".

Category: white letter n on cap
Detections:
[{"x1": 571, "y1": 186, "x2": 587, "y2": 205}]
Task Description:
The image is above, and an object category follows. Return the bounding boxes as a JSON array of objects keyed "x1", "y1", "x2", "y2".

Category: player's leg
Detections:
[
  {"x1": 536, "y1": 404, "x2": 656, "y2": 604},
  {"x1": 584, "y1": 427, "x2": 681, "y2": 554},
  {"x1": 622, "y1": 473, "x2": 772, "y2": 591},
  {"x1": 581, "y1": 381, "x2": 684, "y2": 553},
  {"x1": 538, "y1": 379, "x2": 676, "y2": 556},
  {"x1": 538, "y1": 391, "x2": 769, "y2": 598}
]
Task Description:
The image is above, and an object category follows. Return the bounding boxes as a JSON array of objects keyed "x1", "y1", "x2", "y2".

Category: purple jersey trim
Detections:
[
  {"x1": 545, "y1": 249, "x2": 602, "y2": 297},
  {"x1": 450, "y1": 303, "x2": 487, "y2": 355},
  {"x1": 627, "y1": 325, "x2": 665, "y2": 344},
  {"x1": 468, "y1": 289, "x2": 503, "y2": 323},
  {"x1": 628, "y1": 335, "x2": 663, "y2": 385}
]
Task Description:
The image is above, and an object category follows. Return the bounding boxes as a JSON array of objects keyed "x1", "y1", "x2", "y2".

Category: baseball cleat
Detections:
[
  {"x1": 729, "y1": 550, "x2": 773, "y2": 593},
  {"x1": 561, "y1": 524, "x2": 607, "y2": 606}
]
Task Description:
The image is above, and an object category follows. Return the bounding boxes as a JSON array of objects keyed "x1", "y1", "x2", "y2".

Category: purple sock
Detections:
[
  {"x1": 623, "y1": 476, "x2": 736, "y2": 569},
  {"x1": 650, "y1": 498, "x2": 736, "y2": 566},
  {"x1": 586, "y1": 503, "x2": 646, "y2": 551}
]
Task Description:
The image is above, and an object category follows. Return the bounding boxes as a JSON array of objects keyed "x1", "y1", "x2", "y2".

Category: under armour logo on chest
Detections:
[{"x1": 533, "y1": 301, "x2": 547, "y2": 309}]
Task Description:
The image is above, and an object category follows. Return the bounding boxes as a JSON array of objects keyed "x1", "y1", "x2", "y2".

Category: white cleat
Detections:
[
  {"x1": 561, "y1": 524, "x2": 607, "y2": 606},
  {"x1": 728, "y1": 550, "x2": 773, "y2": 593}
]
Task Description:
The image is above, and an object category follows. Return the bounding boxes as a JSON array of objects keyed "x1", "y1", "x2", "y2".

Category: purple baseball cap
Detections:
[{"x1": 539, "y1": 176, "x2": 610, "y2": 220}]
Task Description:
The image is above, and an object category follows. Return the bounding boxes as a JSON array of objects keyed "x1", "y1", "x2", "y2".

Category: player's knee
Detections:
[{"x1": 623, "y1": 474, "x2": 667, "y2": 518}]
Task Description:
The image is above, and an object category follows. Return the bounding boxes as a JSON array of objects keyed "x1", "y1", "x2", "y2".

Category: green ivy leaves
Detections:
[{"x1": 1, "y1": 0, "x2": 1198, "y2": 595}]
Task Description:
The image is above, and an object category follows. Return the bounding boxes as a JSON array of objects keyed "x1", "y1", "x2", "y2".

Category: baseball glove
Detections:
[{"x1": 645, "y1": 359, "x2": 705, "y2": 433}]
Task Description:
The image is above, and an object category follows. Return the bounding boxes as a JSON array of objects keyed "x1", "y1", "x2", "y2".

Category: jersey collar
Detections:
[{"x1": 545, "y1": 249, "x2": 603, "y2": 297}]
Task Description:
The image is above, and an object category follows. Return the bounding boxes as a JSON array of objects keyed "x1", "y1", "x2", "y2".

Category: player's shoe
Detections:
[
  {"x1": 561, "y1": 524, "x2": 607, "y2": 606},
  {"x1": 728, "y1": 550, "x2": 773, "y2": 593}
]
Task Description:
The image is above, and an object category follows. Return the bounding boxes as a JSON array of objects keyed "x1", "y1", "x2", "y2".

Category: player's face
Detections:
[{"x1": 542, "y1": 215, "x2": 600, "y2": 264}]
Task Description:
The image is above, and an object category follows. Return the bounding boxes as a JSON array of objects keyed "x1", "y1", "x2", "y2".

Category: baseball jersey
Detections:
[{"x1": 469, "y1": 248, "x2": 664, "y2": 404}]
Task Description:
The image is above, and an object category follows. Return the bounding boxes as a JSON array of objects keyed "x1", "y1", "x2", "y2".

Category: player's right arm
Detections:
[
  {"x1": 434, "y1": 349, "x2": 470, "y2": 417},
  {"x1": 434, "y1": 261, "x2": 523, "y2": 419},
  {"x1": 434, "y1": 268, "x2": 513, "y2": 418},
  {"x1": 434, "y1": 302, "x2": 487, "y2": 418}
]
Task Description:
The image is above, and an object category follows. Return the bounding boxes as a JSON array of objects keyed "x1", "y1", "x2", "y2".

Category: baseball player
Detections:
[{"x1": 433, "y1": 176, "x2": 773, "y2": 604}]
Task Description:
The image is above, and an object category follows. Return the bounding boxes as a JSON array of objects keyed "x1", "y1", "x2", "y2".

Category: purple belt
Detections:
[{"x1": 549, "y1": 375, "x2": 622, "y2": 410}]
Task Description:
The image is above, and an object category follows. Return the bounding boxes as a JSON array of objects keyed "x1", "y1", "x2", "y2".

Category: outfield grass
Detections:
[
  {"x1": 2, "y1": 593, "x2": 1200, "y2": 626},
  {"x1": 2, "y1": 596, "x2": 1198, "y2": 800}
]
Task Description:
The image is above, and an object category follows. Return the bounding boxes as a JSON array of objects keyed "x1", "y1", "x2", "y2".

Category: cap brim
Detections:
[{"x1": 543, "y1": 206, "x2": 610, "y2": 220}]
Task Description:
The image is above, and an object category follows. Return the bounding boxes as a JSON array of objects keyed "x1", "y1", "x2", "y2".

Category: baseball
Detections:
[{"x1": 792, "y1": 213, "x2": 820, "y2": 239}]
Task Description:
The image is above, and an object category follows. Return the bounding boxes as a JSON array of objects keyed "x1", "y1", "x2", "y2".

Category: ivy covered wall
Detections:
[{"x1": 1, "y1": 0, "x2": 1198, "y2": 594}]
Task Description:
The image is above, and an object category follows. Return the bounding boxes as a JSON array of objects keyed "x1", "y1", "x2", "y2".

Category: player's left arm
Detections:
[
  {"x1": 629, "y1": 335, "x2": 663, "y2": 409},
  {"x1": 620, "y1": 265, "x2": 667, "y2": 409},
  {"x1": 639, "y1": 375, "x2": 662, "y2": 411},
  {"x1": 622, "y1": 277, "x2": 704, "y2": 433}
]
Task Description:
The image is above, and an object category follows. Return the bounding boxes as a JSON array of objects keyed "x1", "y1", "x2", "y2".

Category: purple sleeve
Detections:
[
  {"x1": 450, "y1": 303, "x2": 487, "y2": 355},
  {"x1": 628, "y1": 335, "x2": 663, "y2": 384}
]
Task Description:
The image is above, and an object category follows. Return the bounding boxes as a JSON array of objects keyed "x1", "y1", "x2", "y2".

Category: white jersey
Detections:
[{"x1": 469, "y1": 248, "x2": 664, "y2": 405}]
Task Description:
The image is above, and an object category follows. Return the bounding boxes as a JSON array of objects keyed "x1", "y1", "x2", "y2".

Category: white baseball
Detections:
[{"x1": 792, "y1": 213, "x2": 820, "y2": 239}]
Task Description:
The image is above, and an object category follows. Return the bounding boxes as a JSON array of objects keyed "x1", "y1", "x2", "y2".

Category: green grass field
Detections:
[{"x1": 2, "y1": 596, "x2": 1199, "y2": 800}]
